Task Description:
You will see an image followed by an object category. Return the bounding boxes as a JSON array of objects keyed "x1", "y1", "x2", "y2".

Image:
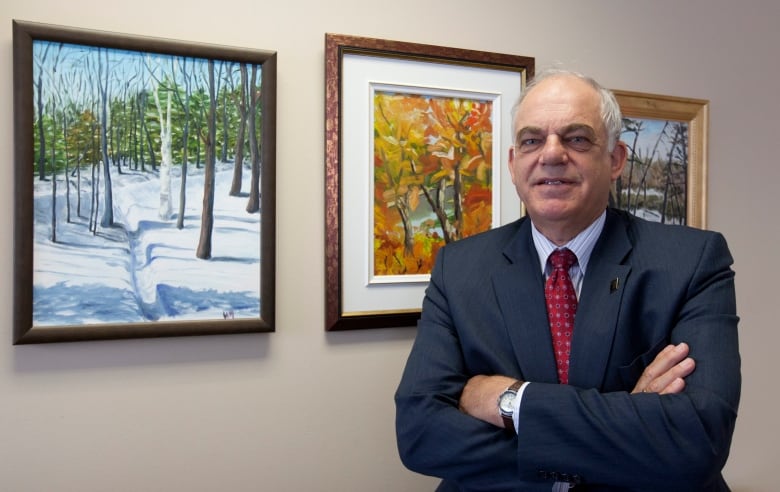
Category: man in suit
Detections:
[{"x1": 394, "y1": 69, "x2": 740, "y2": 491}]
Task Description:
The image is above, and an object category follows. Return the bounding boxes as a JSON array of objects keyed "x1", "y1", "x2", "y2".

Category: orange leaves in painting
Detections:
[{"x1": 374, "y1": 91, "x2": 494, "y2": 276}]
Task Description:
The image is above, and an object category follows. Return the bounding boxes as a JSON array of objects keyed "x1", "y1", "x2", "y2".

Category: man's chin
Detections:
[{"x1": 525, "y1": 201, "x2": 576, "y2": 222}]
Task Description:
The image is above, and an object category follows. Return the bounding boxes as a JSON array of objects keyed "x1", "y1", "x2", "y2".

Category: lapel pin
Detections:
[{"x1": 610, "y1": 278, "x2": 620, "y2": 292}]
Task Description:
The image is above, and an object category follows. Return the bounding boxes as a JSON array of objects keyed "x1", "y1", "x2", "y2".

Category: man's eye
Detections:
[
  {"x1": 564, "y1": 136, "x2": 593, "y2": 151},
  {"x1": 517, "y1": 138, "x2": 542, "y2": 152}
]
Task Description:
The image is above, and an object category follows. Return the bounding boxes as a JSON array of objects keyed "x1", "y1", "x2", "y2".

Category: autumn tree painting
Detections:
[{"x1": 373, "y1": 91, "x2": 494, "y2": 276}]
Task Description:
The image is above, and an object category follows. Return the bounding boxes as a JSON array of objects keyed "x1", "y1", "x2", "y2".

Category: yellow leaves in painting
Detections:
[{"x1": 373, "y1": 91, "x2": 494, "y2": 276}]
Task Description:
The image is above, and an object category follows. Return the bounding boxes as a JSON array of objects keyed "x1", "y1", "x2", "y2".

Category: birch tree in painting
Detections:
[
  {"x1": 152, "y1": 76, "x2": 173, "y2": 221},
  {"x1": 97, "y1": 47, "x2": 115, "y2": 228}
]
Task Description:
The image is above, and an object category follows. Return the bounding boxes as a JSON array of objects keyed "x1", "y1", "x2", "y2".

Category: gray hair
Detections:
[{"x1": 512, "y1": 68, "x2": 623, "y2": 151}]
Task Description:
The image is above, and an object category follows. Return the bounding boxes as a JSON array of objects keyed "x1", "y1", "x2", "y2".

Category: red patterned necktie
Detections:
[{"x1": 545, "y1": 248, "x2": 578, "y2": 384}]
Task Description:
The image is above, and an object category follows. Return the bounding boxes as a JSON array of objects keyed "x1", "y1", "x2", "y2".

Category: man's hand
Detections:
[
  {"x1": 459, "y1": 375, "x2": 519, "y2": 428},
  {"x1": 631, "y1": 343, "x2": 696, "y2": 395}
]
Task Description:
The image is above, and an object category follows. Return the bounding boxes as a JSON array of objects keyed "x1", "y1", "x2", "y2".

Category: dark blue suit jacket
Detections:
[{"x1": 395, "y1": 208, "x2": 740, "y2": 491}]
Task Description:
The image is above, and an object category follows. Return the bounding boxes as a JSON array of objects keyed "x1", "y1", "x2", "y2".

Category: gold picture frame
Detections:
[{"x1": 612, "y1": 90, "x2": 708, "y2": 229}]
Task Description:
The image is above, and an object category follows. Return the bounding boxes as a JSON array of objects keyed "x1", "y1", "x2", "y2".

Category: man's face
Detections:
[{"x1": 508, "y1": 75, "x2": 626, "y2": 242}]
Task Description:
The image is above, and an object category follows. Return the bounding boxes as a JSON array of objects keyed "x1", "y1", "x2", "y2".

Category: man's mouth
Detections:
[{"x1": 539, "y1": 179, "x2": 569, "y2": 185}]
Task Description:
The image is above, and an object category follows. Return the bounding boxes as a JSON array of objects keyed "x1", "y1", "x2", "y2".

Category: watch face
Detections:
[{"x1": 499, "y1": 391, "x2": 516, "y2": 413}]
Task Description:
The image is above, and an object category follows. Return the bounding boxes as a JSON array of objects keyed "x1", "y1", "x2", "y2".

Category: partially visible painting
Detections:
[
  {"x1": 372, "y1": 88, "x2": 494, "y2": 281},
  {"x1": 13, "y1": 20, "x2": 277, "y2": 343},
  {"x1": 613, "y1": 90, "x2": 708, "y2": 228}
]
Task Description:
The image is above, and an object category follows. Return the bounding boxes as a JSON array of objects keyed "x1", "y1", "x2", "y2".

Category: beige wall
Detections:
[{"x1": 0, "y1": 1, "x2": 776, "y2": 490}]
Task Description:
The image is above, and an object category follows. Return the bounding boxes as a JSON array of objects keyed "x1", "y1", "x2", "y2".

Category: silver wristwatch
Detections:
[{"x1": 497, "y1": 380, "x2": 523, "y2": 435}]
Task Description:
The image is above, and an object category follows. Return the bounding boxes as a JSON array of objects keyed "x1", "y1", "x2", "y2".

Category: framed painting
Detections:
[
  {"x1": 12, "y1": 20, "x2": 277, "y2": 343},
  {"x1": 612, "y1": 90, "x2": 708, "y2": 229},
  {"x1": 325, "y1": 33, "x2": 533, "y2": 331}
]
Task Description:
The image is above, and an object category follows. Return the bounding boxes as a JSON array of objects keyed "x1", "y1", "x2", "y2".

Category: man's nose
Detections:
[{"x1": 539, "y1": 135, "x2": 567, "y2": 165}]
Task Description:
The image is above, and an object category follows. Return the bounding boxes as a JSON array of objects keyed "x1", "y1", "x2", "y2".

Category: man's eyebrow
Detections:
[
  {"x1": 514, "y1": 126, "x2": 544, "y2": 143},
  {"x1": 514, "y1": 124, "x2": 597, "y2": 144},
  {"x1": 559, "y1": 123, "x2": 597, "y2": 136}
]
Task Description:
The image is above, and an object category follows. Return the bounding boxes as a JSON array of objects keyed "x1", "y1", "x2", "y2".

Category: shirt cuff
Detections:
[{"x1": 512, "y1": 382, "x2": 530, "y2": 433}]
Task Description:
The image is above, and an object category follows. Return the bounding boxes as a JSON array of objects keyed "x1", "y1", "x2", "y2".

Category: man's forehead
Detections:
[
  {"x1": 517, "y1": 76, "x2": 600, "y2": 115},
  {"x1": 524, "y1": 73, "x2": 598, "y2": 100},
  {"x1": 513, "y1": 79, "x2": 604, "y2": 136}
]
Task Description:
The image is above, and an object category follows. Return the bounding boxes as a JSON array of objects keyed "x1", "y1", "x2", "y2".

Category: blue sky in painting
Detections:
[
  {"x1": 621, "y1": 118, "x2": 687, "y2": 159},
  {"x1": 33, "y1": 39, "x2": 246, "y2": 108}
]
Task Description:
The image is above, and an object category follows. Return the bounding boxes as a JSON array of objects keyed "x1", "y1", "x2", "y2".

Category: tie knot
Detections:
[{"x1": 549, "y1": 248, "x2": 577, "y2": 271}]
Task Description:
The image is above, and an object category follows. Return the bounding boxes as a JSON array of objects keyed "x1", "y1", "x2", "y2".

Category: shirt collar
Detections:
[{"x1": 530, "y1": 210, "x2": 606, "y2": 274}]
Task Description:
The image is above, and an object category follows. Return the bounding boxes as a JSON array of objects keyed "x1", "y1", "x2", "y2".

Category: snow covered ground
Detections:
[{"x1": 32, "y1": 162, "x2": 262, "y2": 326}]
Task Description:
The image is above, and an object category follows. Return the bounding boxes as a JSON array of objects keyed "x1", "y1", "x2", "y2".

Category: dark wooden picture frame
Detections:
[
  {"x1": 13, "y1": 20, "x2": 276, "y2": 343},
  {"x1": 324, "y1": 33, "x2": 533, "y2": 331}
]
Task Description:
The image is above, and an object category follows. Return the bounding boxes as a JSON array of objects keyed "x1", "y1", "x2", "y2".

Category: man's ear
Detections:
[
  {"x1": 508, "y1": 146, "x2": 518, "y2": 184},
  {"x1": 610, "y1": 141, "x2": 628, "y2": 180}
]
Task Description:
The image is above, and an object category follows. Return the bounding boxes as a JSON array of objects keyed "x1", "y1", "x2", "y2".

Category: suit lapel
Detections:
[
  {"x1": 569, "y1": 211, "x2": 632, "y2": 389},
  {"x1": 493, "y1": 219, "x2": 559, "y2": 383},
  {"x1": 494, "y1": 211, "x2": 635, "y2": 388}
]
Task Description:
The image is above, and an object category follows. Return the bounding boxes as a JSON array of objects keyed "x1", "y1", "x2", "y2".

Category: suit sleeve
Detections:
[
  {"x1": 395, "y1": 245, "x2": 523, "y2": 490},
  {"x1": 515, "y1": 232, "x2": 740, "y2": 490}
]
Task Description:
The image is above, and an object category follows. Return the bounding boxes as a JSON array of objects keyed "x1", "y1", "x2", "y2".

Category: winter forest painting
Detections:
[
  {"x1": 372, "y1": 91, "x2": 494, "y2": 277},
  {"x1": 18, "y1": 24, "x2": 275, "y2": 339},
  {"x1": 613, "y1": 117, "x2": 689, "y2": 225}
]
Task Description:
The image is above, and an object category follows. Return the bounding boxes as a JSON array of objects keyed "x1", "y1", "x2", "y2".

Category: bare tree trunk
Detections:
[
  {"x1": 230, "y1": 63, "x2": 248, "y2": 196},
  {"x1": 196, "y1": 59, "x2": 217, "y2": 259},
  {"x1": 89, "y1": 162, "x2": 96, "y2": 232},
  {"x1": 35, "y1": 43, "x2": 51, "y2": 181},
  {"x1": 50, "y1": 112, "x2": 57, "y2": 243},
  {"x1": 221, "y1": 85, "x2": 230, "y2": 162},
  {"x1": 76, "y1": 145, "x2": 82, "y2": 217},
  {"x1": 99, "y1": 48, "x2": 114, "y2": 228},
  {"x1": 246, "y1": 64, "x2": 261, "y2": 213},
  {"x1": 63, "y1": 116, "x2": 71, "y2": 223},
  {"x1": 90, "y1": 160, "x2": 100, "y2": 235},
  {"x1": 176, "y1": 58, "x2": 192, "y2": 230}
]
